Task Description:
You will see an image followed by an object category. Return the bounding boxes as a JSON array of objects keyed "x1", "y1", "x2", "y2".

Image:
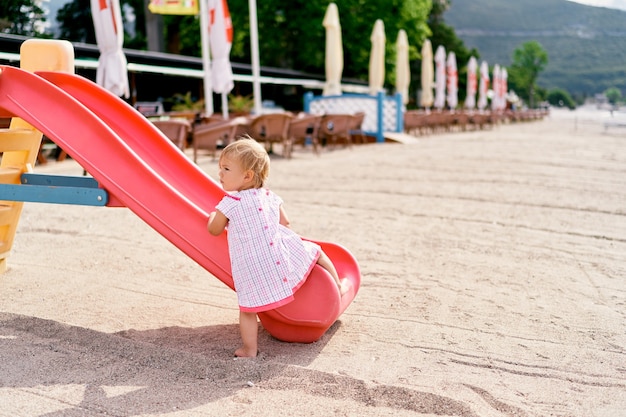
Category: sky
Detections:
[{"x1": 566, "y1": 0, "x2": 626, "y2": 10}]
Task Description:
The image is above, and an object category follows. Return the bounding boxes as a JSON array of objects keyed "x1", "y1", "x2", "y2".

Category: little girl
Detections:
[{"x1": 208, "y1": 137, "x2": 349, "y2": 358}]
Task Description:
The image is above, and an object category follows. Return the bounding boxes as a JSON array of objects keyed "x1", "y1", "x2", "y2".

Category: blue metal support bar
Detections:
[
  {"x1": 0, "y1": 173, "x2": 108, "y2": 206},
  {"x1": 394, "y1": 92, "x2": 404, "y2": 132},
  {"x1": 375, "y1": 91, "x2": 384, "y2": 143}
]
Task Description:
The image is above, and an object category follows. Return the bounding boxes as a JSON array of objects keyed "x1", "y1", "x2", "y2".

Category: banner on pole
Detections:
[{"x1": 148, "y1": 0, "x2": 199, "y2": 15}]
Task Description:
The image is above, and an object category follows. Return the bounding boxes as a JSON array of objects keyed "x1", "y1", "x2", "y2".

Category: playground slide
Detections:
[{"x1": 0, "y1": 66, "x2": 360, "y2": 343}]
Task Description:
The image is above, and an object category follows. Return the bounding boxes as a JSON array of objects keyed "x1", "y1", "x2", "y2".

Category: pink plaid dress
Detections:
[{"x1": 216, "y1": 188, "x2": 320, "y2": 312}]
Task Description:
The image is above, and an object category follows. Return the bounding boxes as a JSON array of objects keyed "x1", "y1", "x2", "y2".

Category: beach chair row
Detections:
[
  {"x1": 148, "y1": 112, "x2": 367, "y2": 162},
  {"x1": 403, "y1": 109, "x2": 548, "y2": 136}
]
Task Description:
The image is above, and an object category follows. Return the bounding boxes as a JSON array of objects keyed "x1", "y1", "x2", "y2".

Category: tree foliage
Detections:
[
  {"x1": 444, "y1": 0, "x2": 626, "y2": 98},
  {"x1": 54, "y1": 0, "x2": 433, "y2": 88},
  {"x1": 56, "y1": 0, "x2": 146, "y2": 48},
  {"x1": 546, "y1": 88, "x2": 575, "y2": 110},
  {"x1": 0, "y1": 0, "x2": 48, "y2": 36},
  {"x1": 604, "y1": 87, "x2": 622, "y2": 105},
  {"x1": 51, "y1": 0, "x2": 480, "y2": 99},
  {"x1": 508, "y1": 40, "x2": 548, "y2": 108},
  {"x1": 56, "y1": 0, "x2": 95, "y2": 43},
  {"x1": 221, "y1": 0, "x2": 432, "y2": 85},
  {"x1": 123, "y1": 0, "x2": 148, "y2": 49}
]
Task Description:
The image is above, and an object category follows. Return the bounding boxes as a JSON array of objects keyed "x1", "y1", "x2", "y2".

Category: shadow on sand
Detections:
[
  {"x1": 0, "y1": 312, "x2": 336, "y2": 415},
  {"x1": 0, "y1": 313, "x2": 486, "y2": 416}
]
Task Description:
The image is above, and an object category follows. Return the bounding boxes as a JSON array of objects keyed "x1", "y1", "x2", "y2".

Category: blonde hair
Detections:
[{"x1": 220, "y1": 136, "x2": 270, "y2": 188}]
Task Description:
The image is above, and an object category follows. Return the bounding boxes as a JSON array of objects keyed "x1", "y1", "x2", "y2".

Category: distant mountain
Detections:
[{"x1": 445, "y1": 0, "x2": 626, "y2": 97}]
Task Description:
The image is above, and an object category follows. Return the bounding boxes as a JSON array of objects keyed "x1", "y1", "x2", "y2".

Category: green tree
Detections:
[
  {"x1": 546, "y1": 88, "x2": 575, "y2": 110},
  {"x1": 604, "y1": 87, "x2": 622, "y2": 105},
  {"x1": 508, "y1": 40, "x2": 548, "y2": 108},
  {"x1": 0, "y1": 0, "x2": 48, "y2": 36},
  {"x1": 161, "y1": 14, "x2": 197, "y2": 54},
  {"x1": 123, "y1": 0, "x2": 148, "y2": 50},
  {"x1": 56, "y1": 0, "x2": 147, "y2": 48},
  {"x1": 224, "y1": 0, "x2": 431, "y2": 84},
  {"x1": 56, "y1": 0, "x2": 95, "y2": 43},
  {"x1": 56, "y1": 0, "x2": 432, "y2": 88},
  {"x1": 139, "y1": 0, "x2": 432, "y2": 76}
]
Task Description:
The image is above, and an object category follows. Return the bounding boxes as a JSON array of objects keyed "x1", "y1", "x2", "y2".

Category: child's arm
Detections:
[
  {"x1": 208, "y1": 210, "x2": 229, "y2": 236},
  {"x1": 279, "y1": 205, "x2": 291, "y2": 228}
]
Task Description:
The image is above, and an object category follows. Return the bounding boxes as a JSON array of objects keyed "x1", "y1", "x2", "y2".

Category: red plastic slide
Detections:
[{"x1": 0, "y1": 66, "x2": 360, "y2": 343}]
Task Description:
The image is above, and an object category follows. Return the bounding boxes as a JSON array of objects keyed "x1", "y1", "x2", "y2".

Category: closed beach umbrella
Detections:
[
  {"x1": 465, "y1": 56, "x2": 477, "y2": 110},
  {"x1": 477, "y1": 61, "x2": 489, "y2": 111},
  {"x1": 368, "y1": 19, "x2": 386, "y2": 96},
  {"x1": 322, "y1": 3, "x2": 343, "y2": 96},
  {"x1": 209, "y1": 0, "x2": 234, "y2": 117},
  {"x1": 433, "y1": 45, "x2": 446, "y2": 110},
  {"x1": 420, "y1": 39, "x2": 434, "y2": 109},
  {"x1": 91, "y1": 0, "x2": 129, "y2": 98},
  {"x1": 395, "y1": 29, "x2": 410, "y2": 105},
  {"x1": 491, "y1": 64, "x2": 501, "y2": 111},
  {"x1": 446, "y1": 51, "x2": 458, "y2": 110},
  {"x1": 209, "y1": 0, "x2": 234, "y2": 94},
  {"x1": 501, "y1": 68, "x2": 508, "y2": 109}
]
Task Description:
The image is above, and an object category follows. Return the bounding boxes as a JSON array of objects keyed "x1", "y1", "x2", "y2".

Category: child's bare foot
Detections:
[
  {"x1": 234, "y1": 347, "x2": 258, "y2": 358},
  {"x1": 339, "y1": 278, "x2": 351, "y2": 296}
]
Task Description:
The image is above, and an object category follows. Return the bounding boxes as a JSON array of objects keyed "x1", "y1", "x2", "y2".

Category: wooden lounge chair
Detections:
[
  {"x1": 404, "y1": 110, "x2": 430, "y2": 135},
  {"x1": 318, "y1": 114, "x2": 353, "y2": 148},
  {"x1": 199, "y1": 114, "x2": 227, "y2": 125},
  {"x1": 349, "y1": 112, "x2": 366, "y2": 144},
  {"x1": 152, "y1": 119, "x2": 191, "y2": 150},
  {"x1": 452, "y1": 111, "x2": 470, "y2": 131},
  {"x1": 469, "y1": 113, "x2": 493, "y2": 130},
  {"x1": 192, "y1": 119, "x2": 237, "y2": 162},
  {"x1": 248, "y1": 113, "x2": 293, "y2": 157},
  {"x1": 287, "y1": 114, "x2": 322, "y2": 156},
  {"x1": 168, "y1": 110, "x2": 199, "y2": 124}
]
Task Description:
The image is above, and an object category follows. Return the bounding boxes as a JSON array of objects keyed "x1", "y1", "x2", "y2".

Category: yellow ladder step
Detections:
[
  {"x1": 0, "y1": 128, "x2": 43, "y2": 152},
  {"x1": 0, "y1": 167, "x2": 23, "y2": 184}
]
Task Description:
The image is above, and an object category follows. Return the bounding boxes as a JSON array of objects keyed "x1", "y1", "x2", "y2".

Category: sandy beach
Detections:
[{"x1": 0, "y1": 106, "x2": 624, "y2": 416}]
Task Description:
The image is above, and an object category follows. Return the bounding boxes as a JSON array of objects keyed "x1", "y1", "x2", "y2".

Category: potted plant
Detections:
[
  {"x1": 228, "y1": 94, "x2": 254, "y2": 116},
  {"x1": 166, "y1": 91, "x2": 204, "y2": 121}
]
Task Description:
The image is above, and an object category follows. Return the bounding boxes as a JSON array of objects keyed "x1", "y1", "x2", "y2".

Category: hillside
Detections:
[{"x1": 445, "y1": 0, "x2": 626, "y2": 97}]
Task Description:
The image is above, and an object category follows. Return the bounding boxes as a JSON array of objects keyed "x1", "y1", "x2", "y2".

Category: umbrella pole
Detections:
[
  {"x1": 200, "y1": 0, "x2": 214, "y2": 116},
  {"x1": 221, "y1": 93, "x2": 229, "y2": 119},
  {"x1": 248, "y1": 0, "x2": 262, "y2": 114}
]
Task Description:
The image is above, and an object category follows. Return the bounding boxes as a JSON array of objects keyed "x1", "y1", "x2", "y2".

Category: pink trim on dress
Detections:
[{"x1": 224, "y1": 193, "x2": 240, "y2": 201}]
